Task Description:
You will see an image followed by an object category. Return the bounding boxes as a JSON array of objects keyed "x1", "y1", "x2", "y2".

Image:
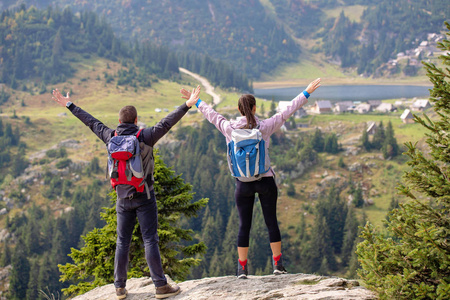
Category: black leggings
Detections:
[{"x1": 235, "y1": 176, "x2": 281, "y2": 247}]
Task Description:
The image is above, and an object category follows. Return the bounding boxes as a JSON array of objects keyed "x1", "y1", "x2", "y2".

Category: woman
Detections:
[{"x1": 181, "y1": 78, "x2": 321, "y2": 278}]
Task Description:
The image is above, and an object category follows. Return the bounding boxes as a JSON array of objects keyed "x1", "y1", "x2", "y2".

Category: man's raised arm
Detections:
[{"x1": 52, "y1": 89, "x2": 114, "y2": 143}]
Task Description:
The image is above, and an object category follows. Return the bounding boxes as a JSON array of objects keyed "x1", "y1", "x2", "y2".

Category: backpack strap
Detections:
[{"x1": 135, "y1": 128, "x2": 151, "y2": 199}]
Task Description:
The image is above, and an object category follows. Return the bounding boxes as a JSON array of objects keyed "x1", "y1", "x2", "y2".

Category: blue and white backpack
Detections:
[{"x1": 227, "y1": 126, "x2": 270, "y2": 182}]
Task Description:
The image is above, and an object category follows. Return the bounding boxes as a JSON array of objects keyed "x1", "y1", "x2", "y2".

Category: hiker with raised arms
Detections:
[
  {"x1": 52, "y1": 85, "x2": 201, "y2": 299},
  {"x1": 180, "y1": 78, "x2": 321, "y2": 278}
]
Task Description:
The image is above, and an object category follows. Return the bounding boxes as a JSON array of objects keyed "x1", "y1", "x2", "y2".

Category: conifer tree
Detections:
[
  {"x1": 269, "y1": 99, "x2": 277, "y2": 117},
  {"x1": 59, "y1": 155, "x2": 208, "y2": 296},
  {"x1": 356, "y1": 22, "x2": 450, "y2": 299},
  {"x1": 0, "y1": 243, "x2": 11, "y2": 267},
  {"x1": 352, "y1": 184, "x2": 364, "y2": 208},
  {"x1": 26, "y1": 259, "x2": 40, "y2": 300},
  {"x1": 361, "y1": 125, "x2": 371, "y2": 150},
  {"x1": 341, "y1": 207, "x2": 359, "y2": 267},
  {"x1": 220, "y1": 209, "x2": 239, "y2": 276},
  {"x1": 311, "y1": 128, "x2": 325, "y2": 152},
  {"x1": 9, "y1": 239, "x2": 30, "y2": 300},
  {"x1": 381, "y1": 121, "x2": 399, "y2": 159},
  {"x1": 371, "y1": 121, "x2": 385, "y2": 150}
]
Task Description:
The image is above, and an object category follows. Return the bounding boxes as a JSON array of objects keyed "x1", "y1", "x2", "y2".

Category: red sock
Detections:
[
  {"x1": 238, "y1": 259, "x2": 247, "y2": 269},
  {"x1": 273, "y1": 253, "x2": 282, "y2": 266}
]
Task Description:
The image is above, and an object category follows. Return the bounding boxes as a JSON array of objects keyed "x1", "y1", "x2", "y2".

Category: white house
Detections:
[
  {"x1": 400, "y1": 109, "x2": 414, "y2": 124},
  {"x1": 312, "y1": 100, "x2": 333, "y2": 114},
  {"x1": 368, "y1": 100, "x2": 382, "y2": 109},
  {"x1": 375, "y1": 103, "x2": 395, "y2": 113},
  {"x1": 411, "y1": 99, "x2": 431, "y2": 111},
  {"x1": 333, "y1": 101, "x2": 354, "y2": 113},
  {"x1": 355, "y1": 103, "x2": 371, "y2": 114}
]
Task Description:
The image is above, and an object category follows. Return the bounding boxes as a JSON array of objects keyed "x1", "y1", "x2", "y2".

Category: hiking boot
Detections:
[
  {"x1": 273, "y1": 264, "x2": 288, "y2": 275},
  {"x1": 155, "y1": 283, "x2": 181, "y2": 299},
  {"x1": 273, "y1": 254, "x2": 288, "y2": 275},
  {"x1": 237, "y1": 259, "x2": 248, "y2": 279},
  {"x1": 116, "y1": 287, "x2": 128, "y2": 300}
]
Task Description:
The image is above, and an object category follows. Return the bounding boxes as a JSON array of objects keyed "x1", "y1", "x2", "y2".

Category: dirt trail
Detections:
[{"x1": 179, "y1": 67, "x2": 221, "y2": 105}]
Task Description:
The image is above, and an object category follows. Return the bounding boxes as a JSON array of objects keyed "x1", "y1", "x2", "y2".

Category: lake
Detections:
[{"x1": 254, "y1": 85, "x2": 432, "y2": 102}]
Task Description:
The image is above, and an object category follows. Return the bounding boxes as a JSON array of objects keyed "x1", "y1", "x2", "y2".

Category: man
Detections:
[{"x1": 52, "y1": 86, "x2": 201, "y2": 299}]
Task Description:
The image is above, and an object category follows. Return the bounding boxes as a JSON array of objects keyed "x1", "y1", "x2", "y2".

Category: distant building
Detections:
[
  {"x1": 368, "y1": 100, "x2": 382, "y2": 109},
  {"x1": 334, "y1": 101, "x2": 353, "y2": 113},
  {"x1": 375, "y1": 103, "x2": 396, "y2": 113},
  {"x1": 355, "y1": 103, "x2": 372, "y2": 114},
  {"x1": 367, "y1": 122, "x2": 377, "y2": 135},
  {"x1": 312, "y1": 100, "x2": 333, "y2": 114},
  {"x1": 411, "y1": 99, "x2": 431, "y2": 111},
  {"x1": 400, "y1": 109, "x2": 414, "y2": 124},
  {"x1": 277, "y1": 101, "x2": 307, "y2": 118}
]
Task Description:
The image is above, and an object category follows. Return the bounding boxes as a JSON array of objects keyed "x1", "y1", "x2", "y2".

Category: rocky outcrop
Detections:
[{"x1": 71, "y1": 273, "x2": 376, "y2": 300}]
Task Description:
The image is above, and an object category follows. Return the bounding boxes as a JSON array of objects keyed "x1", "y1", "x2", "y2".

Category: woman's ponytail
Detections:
[{"x1": 238, "y1": 94, "x2": 257, "y2": 129}]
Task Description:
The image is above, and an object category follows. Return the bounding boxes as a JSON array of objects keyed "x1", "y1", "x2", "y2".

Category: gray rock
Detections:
[
  {"x1": 348, "y1": 163, "x2": 362, "y2": 172},
  {"x1": 320, "y1": 175, "x2": 341, "y2": 188},
  {"x1": 71, "y1": 274, "x2": 376, "y2": 300},
  {"x1": 58, "y1": 139, "x2": 81, "y2": 149},
  {"x1": 0, "y1": 229, "x2": 10, "y2": 242}
]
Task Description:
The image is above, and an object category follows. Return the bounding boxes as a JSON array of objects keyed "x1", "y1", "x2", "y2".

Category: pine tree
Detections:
[
  {"x1": 0, "y1": 243, "x2": 11, "y2": 267},
  {"x1": 269, "y1": 99, "x2": 277, "y2": 117},
  {"x1": 371, "y1": 121, "x2": 385, "y2": 150},
  {"x1": 59, "y1": 155, "x2": 208, "y2": 296},
  {"x1": 341, "y1": 207, "x2": 359, "y2": 267},
  {"x1": 361, "y1": 126, "x2": 371, "y2": 150},
  {"x1": 381, "y1": 121, "x2": 399, "y2": 159},
  {"x1": 311, "y1": 128, "x2": 325, "y2": 152},
  {"x1": 356, "y1": 22, "x2": 450, "y2": 299},
  {"x1": 352, "y1": 184, "x2": 364, "y2": 208},
  {"x1": 287, "y1": 181, "x2": 296, "y2": 197},
  {"x1": 260, "y1": 103, "x2": 265, "y2": 117},
  {"x1": 26, "y1": 259, "x2": 40, "y2": 300},
  {"x1": 9, "y1": 239, "x2": 30, "y2": 300}
]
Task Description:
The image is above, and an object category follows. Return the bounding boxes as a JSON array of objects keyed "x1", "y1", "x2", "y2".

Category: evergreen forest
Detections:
[{"x1": 2, "y1": 0, "x2": 448, "y2": 78}]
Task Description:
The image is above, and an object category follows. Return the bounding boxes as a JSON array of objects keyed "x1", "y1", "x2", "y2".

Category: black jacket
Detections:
[{"x1": 68, "y1": 102, "x2": 190, "y2": 198}]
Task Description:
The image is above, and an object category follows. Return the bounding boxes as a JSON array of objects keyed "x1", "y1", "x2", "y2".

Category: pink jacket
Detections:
[{"x1": 197, "y1": 91, "x2": 310, "y2": 177}]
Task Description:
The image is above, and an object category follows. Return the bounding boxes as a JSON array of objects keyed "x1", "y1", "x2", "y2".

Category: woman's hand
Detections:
[
  {"x1": 181, "y1": 85, "x2": 201, "y2": 107},
  {"x1": 306, "y1": 78, "x2": 321, "y2": 94}
]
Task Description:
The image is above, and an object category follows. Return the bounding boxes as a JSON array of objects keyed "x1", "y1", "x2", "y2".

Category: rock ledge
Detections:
[{"x1": 72, "y1": 273, "x2": 377, "y2": 300}]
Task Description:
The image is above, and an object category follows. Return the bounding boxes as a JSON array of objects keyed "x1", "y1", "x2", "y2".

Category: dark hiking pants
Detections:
[{"x1": 114, "y1": 190, "x2": 166, "y2": 288}]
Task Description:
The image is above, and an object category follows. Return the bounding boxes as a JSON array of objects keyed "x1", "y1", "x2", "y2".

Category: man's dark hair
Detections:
[{"x1": 119, "y1": 106, "x2": 137, "y2": 123}]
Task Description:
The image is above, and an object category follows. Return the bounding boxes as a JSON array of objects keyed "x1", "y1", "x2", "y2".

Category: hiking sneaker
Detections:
[
  {"x1": 273, "y1": 254, "x2": 288, "y2": 275},
  {"x1": 273, "y1": 264, "x2": 288, "y2": 275},
  {"x1": 155, "y1": 283, "x2": 181, "y2": 299},
  {"x1": 237, "y1": 259, "x2": 248, "y2": 279},
  {"x1": 116, "y1": 287, "x2": 128, "y2": 300}
]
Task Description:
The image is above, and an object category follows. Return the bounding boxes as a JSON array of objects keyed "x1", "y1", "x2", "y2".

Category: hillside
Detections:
[
  {"x1": 2, "y1": 0, "x2": 448, "y2": 81},
  {"x1": 0, "y1": 47, "x2": 430, "y2": 296}
]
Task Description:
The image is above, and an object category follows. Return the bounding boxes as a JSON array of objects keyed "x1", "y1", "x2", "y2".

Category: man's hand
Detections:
[
  {"x1": 52, "y1": 89, "x2": 71, "y2": 107},
  {"x1": 306, "y1": 78, "x2": 321, "y2": 94},
  {"x1": 181, "y1": 85, "x2": 201, "y2": 107}
]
